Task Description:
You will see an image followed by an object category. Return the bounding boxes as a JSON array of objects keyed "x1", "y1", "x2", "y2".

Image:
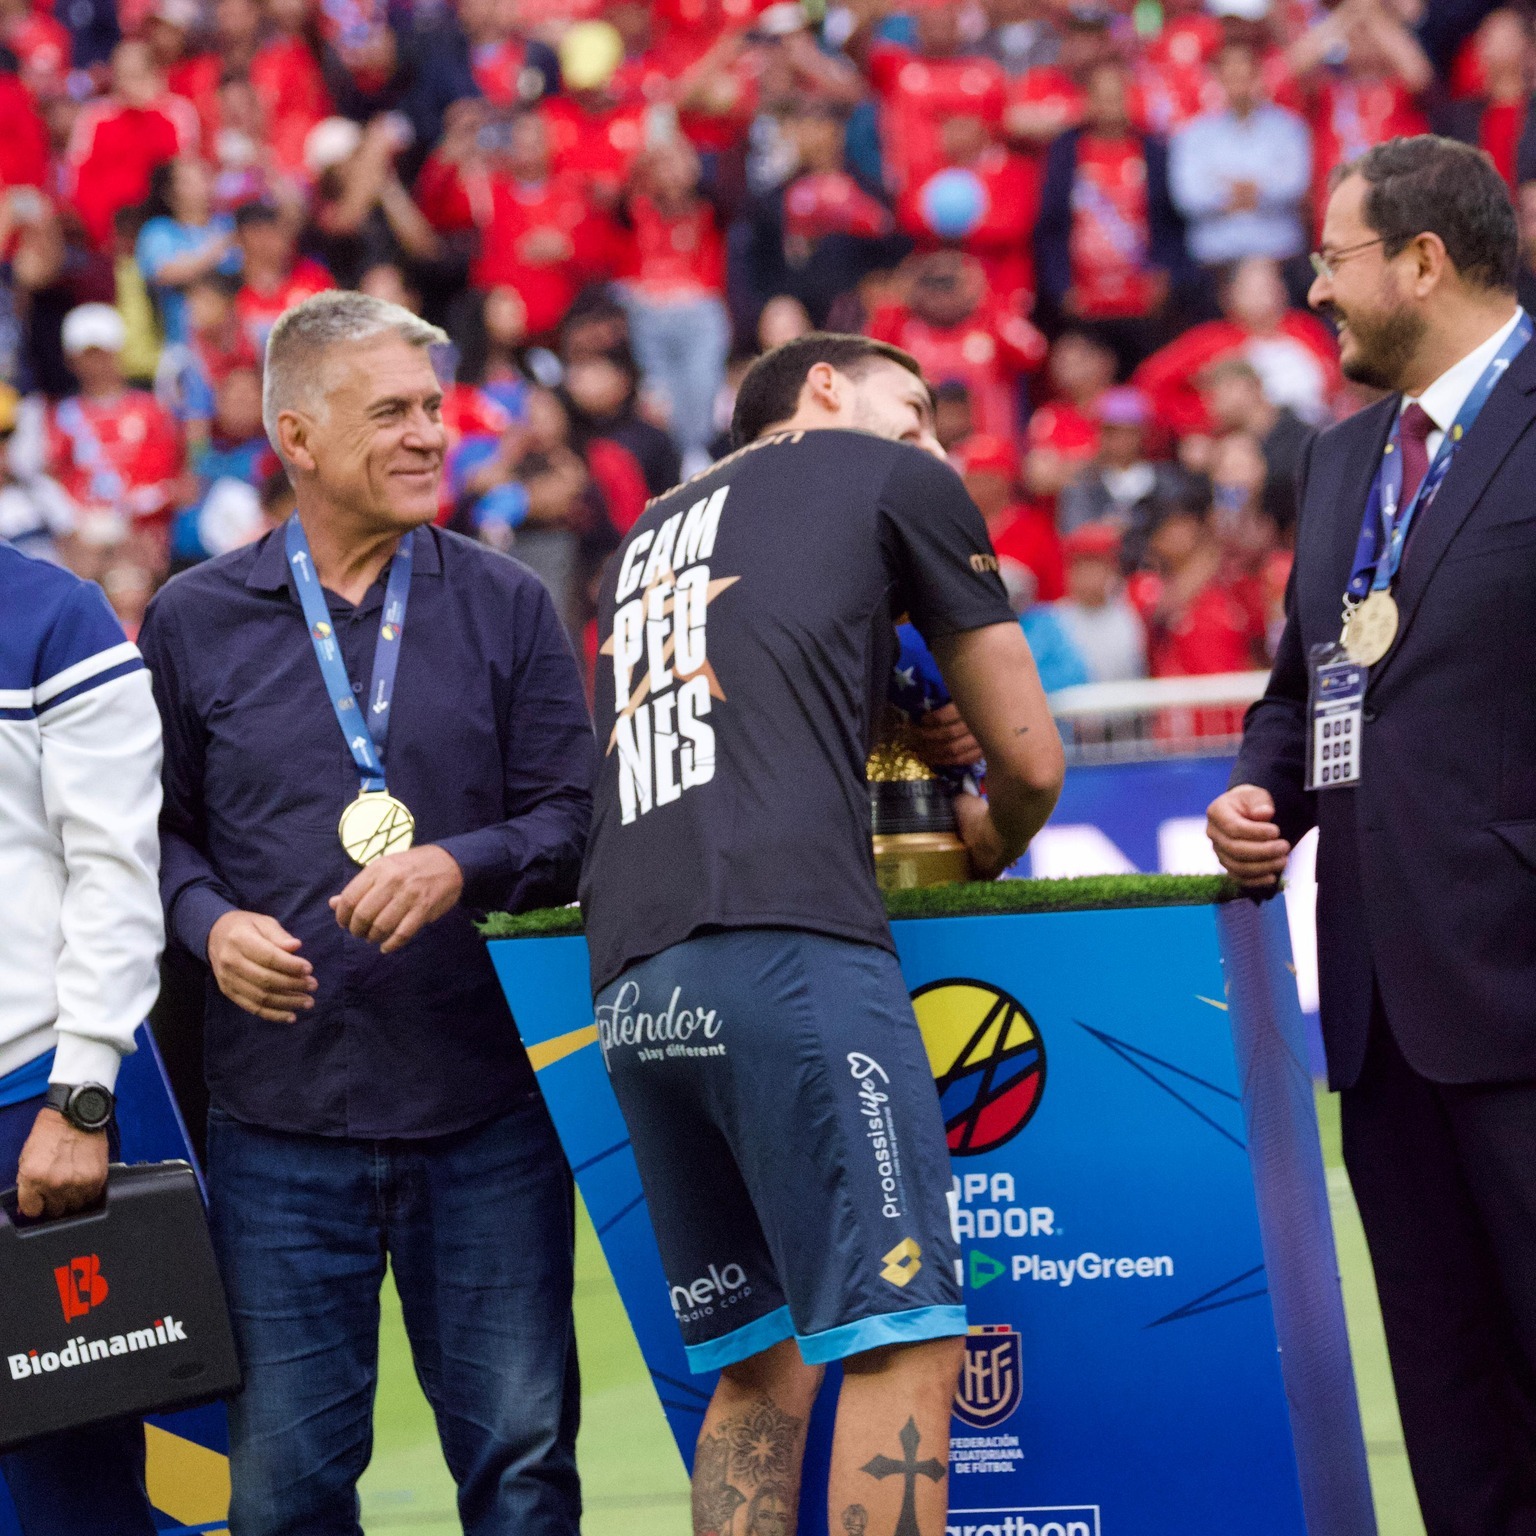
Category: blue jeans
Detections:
[
  {"x1": 620, "y1": 290, "x2": 731, "y2": 463},
  {"x1": 0, "y1": 1096, "x2": 157, "y2": 1536},
  {"x1": 206, "y1": 1092, "x2": 580, "y2": 1536}
]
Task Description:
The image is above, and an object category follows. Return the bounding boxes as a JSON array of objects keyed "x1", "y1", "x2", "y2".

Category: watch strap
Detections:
[{"x1": 44, "y1": 1082, "x2": 114, "y2": 1132}]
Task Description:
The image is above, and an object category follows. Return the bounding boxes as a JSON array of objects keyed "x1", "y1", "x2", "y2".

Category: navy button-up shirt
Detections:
[{"x1": 138, "y1": 522, "x2": 595, "y2": 1139}]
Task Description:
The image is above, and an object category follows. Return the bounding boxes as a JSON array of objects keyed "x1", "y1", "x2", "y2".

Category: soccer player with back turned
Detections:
[{"x1": 580, "y1": 334, "x2": 1064, "y2": 1536}]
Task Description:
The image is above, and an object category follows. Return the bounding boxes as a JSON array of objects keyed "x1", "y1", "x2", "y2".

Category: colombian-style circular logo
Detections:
[{"x1": 912, "y1": 980, "x2": 1046, "y2": 1156}]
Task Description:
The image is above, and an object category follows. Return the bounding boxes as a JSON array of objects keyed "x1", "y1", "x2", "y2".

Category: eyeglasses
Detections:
[{"x1": 1310, "y1": 238, "x2": 1385, "y2": 282}]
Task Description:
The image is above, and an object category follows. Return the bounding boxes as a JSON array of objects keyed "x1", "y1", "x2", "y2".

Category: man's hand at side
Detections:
[
  {"x1": 209, "y1": 910, "x2": 318, "y2": 1022},
  {"x1": 330, "y1": 844, "x2": 464, "y2": 955},
  {"x1": 16, "y1": 1109, "x2": 108, "y2": 1220},
  {"x1": 1206, "y1": 784, "x2": 1292, "y2": 888}
]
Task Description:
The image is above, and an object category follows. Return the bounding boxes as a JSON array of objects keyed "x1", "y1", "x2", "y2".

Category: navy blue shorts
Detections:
[{"x1": 596, "y1": 927, "x2": 965, "y2": 1373}]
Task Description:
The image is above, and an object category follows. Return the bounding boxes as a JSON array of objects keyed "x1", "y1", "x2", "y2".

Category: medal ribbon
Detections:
[
  {"x1": 1346, "y1": 309, "x2": 1534, "y2": 602},
  {"x1": 285, "y1": 516, "x2": 413, "y2": 795}
]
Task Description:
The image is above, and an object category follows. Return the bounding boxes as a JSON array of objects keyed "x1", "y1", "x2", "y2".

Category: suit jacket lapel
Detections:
[{"x1": 1376, "y1": 338, "x2": 1536, "y2": 681}]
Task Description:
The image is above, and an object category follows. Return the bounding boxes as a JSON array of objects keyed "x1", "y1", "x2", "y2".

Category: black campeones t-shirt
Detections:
[{"x1": 579, "y1": 429, "x2": 1017, "y2": 993}]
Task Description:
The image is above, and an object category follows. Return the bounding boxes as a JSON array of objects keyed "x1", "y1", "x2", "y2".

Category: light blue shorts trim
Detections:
[
  {"x1": 797, "y1": 1304, "x2": 969, "y2": 1366},
  {"x1": 684, "y1": 1305, "x2": 795, "y2": 1374}
]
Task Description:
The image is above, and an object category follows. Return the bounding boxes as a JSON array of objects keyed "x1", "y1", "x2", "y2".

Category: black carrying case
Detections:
[{"x1": 0, "y1": 1160, "x2": 241, "y2": 1453}]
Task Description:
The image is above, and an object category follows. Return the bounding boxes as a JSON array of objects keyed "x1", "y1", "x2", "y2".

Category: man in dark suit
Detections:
[{"x1": 1208, "y1": 134, "x2": 1536, "y2": 1536}]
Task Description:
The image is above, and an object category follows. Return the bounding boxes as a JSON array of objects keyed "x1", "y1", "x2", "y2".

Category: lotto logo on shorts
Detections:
[{"x1": 880, "y1": 1237, "x2": 923, "y2": 1288}]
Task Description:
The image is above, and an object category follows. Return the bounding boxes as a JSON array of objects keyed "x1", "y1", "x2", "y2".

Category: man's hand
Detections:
[
  {"x1": 16, "y1": 1109, "x2": 108, "y2": 1220},
  {"x1": 1228, "y1": 179, "x2": 1260, "y2": 212},
  {"x1": 1206, "y1": 784, "x2": 1292, "y2": 888},
  {"x1": 330, "y1": 844, "x2": 464, "y2": 955},
  {"x1": 954, "y1": 793, "x2": 1013, "y2": 881},
  {"x1": 208, "y1": 910, "x2": 317, "y2": 1022},
  {"x1": 913, "y1": 703, "x2": 983, "y2": 771}
]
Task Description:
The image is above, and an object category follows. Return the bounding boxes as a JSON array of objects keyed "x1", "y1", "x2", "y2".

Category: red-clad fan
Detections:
[
  {"x1": 250, "y1": 0, "x2": 333, "y2": 179},
  {"x1": 65, "y1": 40, "x2": 199, "y2": 249},
  {"x1": 1437, "y1": 9, "x2": 1533, "y2": 194},
  {"x1": 1, "y1": 0, "x2": 70, "y2": 100},
  {"x1": 49, "y1": 305, "x2": 184, "y2": 550},
  {"x1": 542, "y1": 22, "x2": 648, "y2": 206},
  {"x1": 1134, "y1": 0, "x2": 1224, "y2": 136},
  {"x1": 143, "y1": 0, "x2": 223, "y2": 144},
  {"x1": 956, "y1": 431, "x2": 1066, "y2": 607},
  {"x1": 1284, "y1": 0, "x2": 1432, "y2": 226},
  {"x1": 457, "y1": 0, "x2": 552, "y2": 110},
  {"x1": 865, "y1": 0, "x2": 1007, "y2": 193},
  {"x1": 0, "y1": 69, "x2": 50, "y2": 191},
  {"x1": 1022, "y1": 327, "x2": 1115, "y2": 512},
  {"x1": 666, "y1": 1, "x2": 861, "y2": 156},
  {"x1": 232, "y1": 202, "x2": 333, "y2": 354},
  {"x1": 1133, "y1": 255, "x2": 1340, "y2": 435},
  {"x1": 1034, "y1": 58, "x2": 1186, "y2": 370},
  {"x1": 418, "y1": 112, "x2": 612, "y2": 339},
  {"x1": 1003, "y1": 6, "x2": 1117, "y2": 149},
  {"x1": 613, "y1": 135, "x2": 731, "y2": 472},
  {"x1": 899, "y1": 114, "x2": 1041, "y2": 311},
  {"x1": 867, "y1": 250, "x2": 1045, "y2": 440},
  {"x1": 1129, "y1": 492, "x2": 1265, "y2": 673}
]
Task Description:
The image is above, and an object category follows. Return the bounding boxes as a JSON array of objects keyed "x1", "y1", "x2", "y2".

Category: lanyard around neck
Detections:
[
  {"x1": 1346, "y1": 309, "x2": 1533, "y2": 603},
  {"x1": 284, "y1": 516, "x2": 414, "y2": 794}
]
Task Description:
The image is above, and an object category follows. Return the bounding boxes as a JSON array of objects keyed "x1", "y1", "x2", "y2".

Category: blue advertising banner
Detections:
[
  {"x1": 489, "y1": 895, "x2": 1372, "y2": 1536},
  {"x1": 0, "y1": 1027, "x2": 231, "y2": 1536}
]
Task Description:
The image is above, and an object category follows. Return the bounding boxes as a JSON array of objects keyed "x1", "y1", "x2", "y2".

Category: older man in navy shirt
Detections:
[{"x1": 138, "y1": 292, "x2": 594, "y2": 1536}]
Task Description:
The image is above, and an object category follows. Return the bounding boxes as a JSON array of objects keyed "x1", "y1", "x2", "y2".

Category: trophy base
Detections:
[{"x1": 873, "y1": 832, "x2": 972, "y2": 892}]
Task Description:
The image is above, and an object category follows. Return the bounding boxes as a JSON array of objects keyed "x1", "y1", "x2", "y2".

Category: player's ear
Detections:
[{"x1": 802, "y1": 361, "x2": 843, "y2": 416}]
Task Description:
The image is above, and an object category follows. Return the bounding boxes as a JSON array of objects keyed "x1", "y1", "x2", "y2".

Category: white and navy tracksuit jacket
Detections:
[{"x1": 0, "y1": 541, "x2": 163, "y2": 1091}]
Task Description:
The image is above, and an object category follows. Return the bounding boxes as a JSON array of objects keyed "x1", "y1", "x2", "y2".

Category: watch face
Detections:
[{"x1": 72, "y1": 1087, "x2": 111, "y2": 1128}]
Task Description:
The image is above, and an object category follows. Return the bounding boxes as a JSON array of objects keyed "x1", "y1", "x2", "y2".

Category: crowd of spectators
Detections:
[{"x1": 0, "y1": 0, "x2": 1523, "y2": 695}]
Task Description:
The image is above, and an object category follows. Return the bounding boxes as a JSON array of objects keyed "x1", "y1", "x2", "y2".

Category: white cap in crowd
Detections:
[{"x1": 61, "y1": 304, "x2": 127, "y2": 357}]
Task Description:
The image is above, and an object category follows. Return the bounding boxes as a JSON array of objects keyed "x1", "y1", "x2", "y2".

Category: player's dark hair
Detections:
[
  {"x1": 1337, "y1": 135, "x2": 1518, "y2": 293},
  {"x1": 731, "y1": 333, "x2": 929, "y2": 446}
]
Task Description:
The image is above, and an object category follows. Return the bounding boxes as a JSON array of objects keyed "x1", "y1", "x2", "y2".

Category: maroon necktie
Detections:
[{"x1": 1396, "y1": 401, "x2": 1436, "y2": 518}]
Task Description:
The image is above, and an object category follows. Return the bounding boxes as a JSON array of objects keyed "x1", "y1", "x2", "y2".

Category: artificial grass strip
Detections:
[{"x1": 479, "y1": 873, "x2": 1247, "y2": 941}]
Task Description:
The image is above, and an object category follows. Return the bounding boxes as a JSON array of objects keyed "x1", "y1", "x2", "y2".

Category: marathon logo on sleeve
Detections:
[
  {"x1": 8, "y1": 1316, "x2": 190, "y2": 1382},
  {"x1": 605, "y1": 485, "x2": 737, "y2": 826}
]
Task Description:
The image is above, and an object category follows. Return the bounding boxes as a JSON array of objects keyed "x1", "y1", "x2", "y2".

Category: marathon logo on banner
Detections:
[
  {"x1": 946, "y1": 1511, "x2": 1100, "y2": 1536},
  {"x1": 8, "y1": 1316, "x2": 190, "y2": 1382}
]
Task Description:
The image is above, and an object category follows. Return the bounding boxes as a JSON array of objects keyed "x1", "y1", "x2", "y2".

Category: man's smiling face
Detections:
[{"x1": 1309, "y1": 173, "x2": 1426, "y2": 393}]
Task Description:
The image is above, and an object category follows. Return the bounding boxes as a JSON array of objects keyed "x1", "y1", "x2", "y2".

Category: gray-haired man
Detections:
[{"x1": 137, "y1": 293, "x2": 596, "y2": 1535}]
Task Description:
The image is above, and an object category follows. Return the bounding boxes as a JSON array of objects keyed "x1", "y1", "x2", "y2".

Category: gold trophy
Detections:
[{"x1": 867, "y1": 710, "x2": 973, "y2": 891}]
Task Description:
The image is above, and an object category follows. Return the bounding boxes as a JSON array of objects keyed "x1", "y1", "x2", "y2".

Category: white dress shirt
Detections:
[{"x1": 1405, "y1": 305, "x2": 1526, "y2": 461}]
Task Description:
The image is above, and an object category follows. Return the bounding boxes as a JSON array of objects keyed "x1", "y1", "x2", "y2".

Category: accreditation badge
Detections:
[
  {"x1": 338, "y1": 790, "x2": 415, "y2": 865},
  {"x1": 1306, "y1": 643, "x2": 1365, "y2": 791}
]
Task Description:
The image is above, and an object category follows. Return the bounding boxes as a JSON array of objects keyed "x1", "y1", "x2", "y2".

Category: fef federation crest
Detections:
[{"x1": 954, "y1": 1324, "x2": 1022, "y2": 1430}]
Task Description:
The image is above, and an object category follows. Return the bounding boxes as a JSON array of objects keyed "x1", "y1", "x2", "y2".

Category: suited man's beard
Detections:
[{"x1": 1334, "y1": 302, "x2": 1429, "y2": 392}]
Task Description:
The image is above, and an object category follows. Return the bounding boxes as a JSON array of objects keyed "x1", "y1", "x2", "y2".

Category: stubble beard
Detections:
[{"x1": 1338, "y1": 303, "x2": 1428, "y2": 393}]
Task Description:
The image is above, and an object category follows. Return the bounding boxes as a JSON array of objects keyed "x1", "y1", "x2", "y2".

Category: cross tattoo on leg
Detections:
[{"x1": 861, "y1": 1417, "x2": 945, "y2": 1536}]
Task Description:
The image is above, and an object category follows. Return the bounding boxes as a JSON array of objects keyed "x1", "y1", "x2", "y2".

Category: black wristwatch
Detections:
[{"x1": 44, "y1": 1083, "x2": 115, "y2": 1134}]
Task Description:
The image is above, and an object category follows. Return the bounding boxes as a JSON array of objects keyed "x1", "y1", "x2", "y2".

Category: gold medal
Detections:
[
  {"x1": 338, "y1": 790, "x2": 415, "y2": 866},
  {"x1": 1342, "y1": 589, "x2": 1399, "y2": 666}
]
